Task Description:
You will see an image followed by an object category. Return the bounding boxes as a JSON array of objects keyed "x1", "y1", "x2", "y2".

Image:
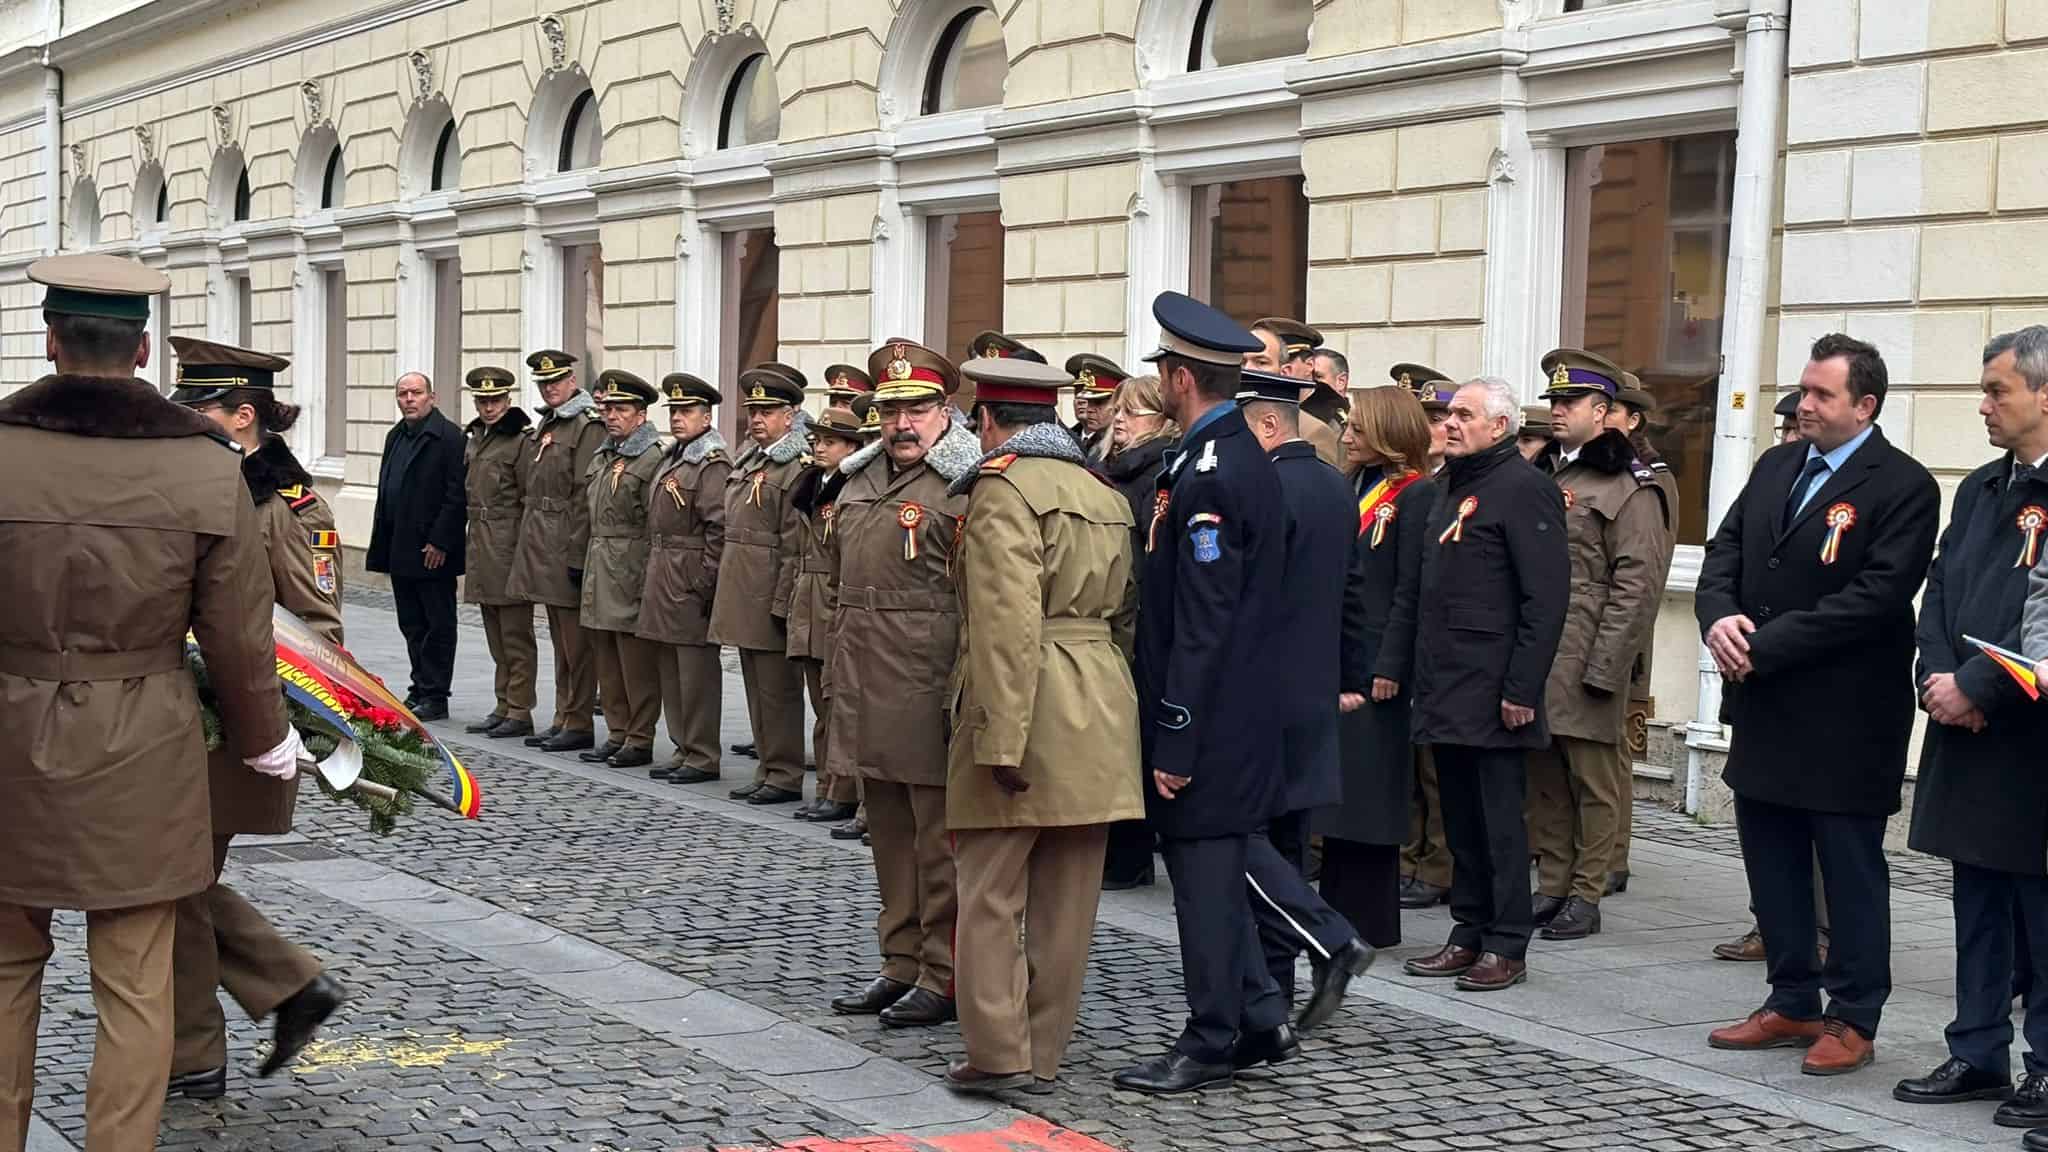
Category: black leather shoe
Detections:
[
  {"x1": 801, "y1": 801, "x2": 857, "y2": 823},
  {"x1": 748, "y1": 784, "x2": 803, "y2": 806},
  {"x1": 486, "y1": 717, "x2": 532, "y2": 739},
  {"x1": 1531, "y1": 893, "x2": 1566, "y2": 927},
  {"x1": 1112, "y1": 1051, "x2": 1234, "y2": 1095},
  {"x1": 166, "y1": 1065, "x2": 226, "y2": 1100},
  {"x1": 1398, "y1": 877, "x2": 1449, "y2": 909},
  {"x1": 539, "y1": 729, "x2": 595, "y2": 753},
  {"x1": 830, "y1": 817, "x2": 868, "y2": 840},
  {"x1": 259, "y1": 973, "x2": 344, "y2": 1077},
  {"x1": 649, "y1": 764, "x2": 677, "y2": 781},
  {"x1": 1540, "y1": 896, "x2": 1602, "y2": 941},
  {"x1": 1994, "y1": 1072, "x2": 2048, "y2": 1125},
  {"x1": 1230, "y1": 1023, "x2": 1300, "y2": 1071},
  {"x1": 731, "y1": 742, "x2": 758, "y2": 758},
  {"x1": 2024, "y1": 1128, "x2": 2048, "y2": 1152},
  {"x1": 465, "y1": 713, "x2": 505, "y2": 734},
  {"x1": 412, "y1": 699, "x2": 449, "y2": 721},
  {"x1": 1102, "y1": 869, "x2": 1154, "y2": 891},
  {"x1": 1297, "y1": 939, "x2": 1374, "y2": 1033},
  {"x1": 879, "y1": 987, "x2": 956, "y2": 1028},
  {"x1": 945, "y1": 1061, "x2": 1033, "y2": 1096},
  {"x1": 1893, "y1": 1056, "x2": 2011, "y2": 1105},
  {"x1": 524, "y1": 724, "x2": 562, "y2": 747},
  {"x1": 832, "y1": 975, "x2": 914, "y2": 1015},
  {"x1": 607, "y1": 746, "x2": 653, "y2": 769},
  {"x1": 578, "y1": 740, "x2": 624, "y2": 763},
  {"x1": 1606, "y1": 870, "x2": 1630, "y2": 895},
  {"x1": 669, "y1": 766, "x2": 718, "y2": 785}
]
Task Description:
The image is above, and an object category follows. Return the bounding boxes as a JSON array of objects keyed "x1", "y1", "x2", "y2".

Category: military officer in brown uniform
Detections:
[
  {"x1": 1524, "y1": 349, "x2": 1673, "y2": 940},
  {"x1": 461, "y1": 366, "x2": 538, "y2": 740},
  {"x1": 824, "y1": 364, "x2": 873, "y2": 413},
  {"x1": 1066, "y1": 353, "x2": 1124, "y2": 463},
  {"x1": 0, "y1": 255, "x2": 291, "y2": 1150},
  {"x1": 710, "y1": 365, "x2": 811, "y2": 804},
  {"x1": 788, "y1": 409, "x2": 864, "y2": 821},
  {"x1": 576, "y1": 370, "x2": 666, "y2": 770},
  {"x1": 641, "y1": 373, "x2": 730, "y2": 784},
  {"x1": 167, "y1": 339, "x2": 347, "y2": 1100},
  {"x1": 943, "y1": 356, "x2": 1142, "y2": 1095},
  {"x1": 828, "y1": 339, "x2": 985, "y2": 1027},
  {"x1": 510, "y1": 350, "x2": 605, "y2": 752},
  {"x1": 1249, "y1": 318, "x2": 1345, "y2": 470}
]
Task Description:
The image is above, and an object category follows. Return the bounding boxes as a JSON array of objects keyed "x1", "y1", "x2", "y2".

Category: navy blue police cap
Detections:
[
  {"x1": 1142, "y1": 291, "x2": 1263, "y2": 366},
  {"x1": 1235, "y1": 369, "x2": 1302, "y2": 406},
  {"x1": 1774, "y1": 389, "x2": 1801, "y2": 419}
]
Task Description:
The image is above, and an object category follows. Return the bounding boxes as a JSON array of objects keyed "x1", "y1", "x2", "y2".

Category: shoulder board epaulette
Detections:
[
  {"x1": 285, "y1": 486, "x2": 320, "y2": 511},
  {"x1": 1650, "y1": 460, "x2": 1670, "y2": 472},
  {"x1": 203, "y1": 429, "x2": 241, "y2": 453},
  {"x1": 980, "y1": 453, "x2": 1018, "y2": 474},
  {"x1": 1630, "y1": 462, "x2": 1657, "y2": 486}
]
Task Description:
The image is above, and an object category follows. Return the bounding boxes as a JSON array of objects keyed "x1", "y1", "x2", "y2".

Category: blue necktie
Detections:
[{"x1": 1782, "y1": 456, "x2": 1829, "y2": 532}]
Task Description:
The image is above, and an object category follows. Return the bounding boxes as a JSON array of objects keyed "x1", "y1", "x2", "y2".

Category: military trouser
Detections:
[
  {"x1": 544, "y1": 603, "x2": 598, "y2": 734},
  {"x1": 800, "y1": 660, "x2": 857, "y2": 804},
  {"x1": 480, "y1": 603, "x2": 538, "y2": 723},
  {"x1": 588, "y1": 628, "x2": 661, "y2": 752},
  {"x1": 737, "y1": 648, "x2": 805, "y2": 793},
  {"x1": 865, "y1": 780, "x2": 956, "y2": 995},
  {"x1": 172, "y1": 836, "x2": 323, "y2": 1075},
  {"x1": 1400, "y1": 745, "x2": 1452, "y2": 889},
  {"x1": 657, "y1": 642, "x2": 722, "y2": 774},
  {"x1": 1528, "y1": 736, "x2": 1628, "y2": 905}
]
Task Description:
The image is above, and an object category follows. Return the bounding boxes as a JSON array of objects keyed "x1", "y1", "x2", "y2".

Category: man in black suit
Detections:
[
  {"x1": 1402, "y1": 377, "x2": 1568, "y2": 994},
  {"x1": 1113, "y1": 293, "x2": 1292, "y2": 1095},
  {"x1": 367, "y1": 371, "x2": 468, "y2": 719},
  {"x1": 1235, "y1": 369, "x2": 1375, "y2": 1035},
  {"x1": 1696, "y1": 333, "x2": 1937, "y2": 1076}
]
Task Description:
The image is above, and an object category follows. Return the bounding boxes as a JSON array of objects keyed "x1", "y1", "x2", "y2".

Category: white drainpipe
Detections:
[
  {"x1": 1684, "y1": 0, "x2": 1789, "y2": 815},
  {"x1": 40, "y1": 56, "x2": 60, "y2": 253}
]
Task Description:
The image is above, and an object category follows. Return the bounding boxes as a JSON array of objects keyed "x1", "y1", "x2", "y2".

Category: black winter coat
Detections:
[
  {"x1": 1104, "y1": 434, "x2": 1175, "y2": 581},
  {"x1": 367, "y1": 407, "x2": 468, "y2": 580},
  {"x1": 1269, "y1": 440, "x2": 1355, "y2": 814},
  {"x1": 1135, "y1": 406, "x2": 1288, "y2": 839},
  {"x1": 1411, "y1": 436, "x2": 1569, "y2": 750},
  {"x1": 1319, "y1": 471, "x2": 1441, "y2": 846},
  {"x1": 1908, "y1": 456, "x2": 2048, "y2": 873},
  {"x1": 1695, "y1": 426, "x2": 1937, "y2": 817}
]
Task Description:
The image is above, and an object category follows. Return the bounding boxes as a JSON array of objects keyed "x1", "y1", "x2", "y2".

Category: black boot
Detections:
[{"x1": 1540, "y1": 896, "x2": 1602, "y2": 941}]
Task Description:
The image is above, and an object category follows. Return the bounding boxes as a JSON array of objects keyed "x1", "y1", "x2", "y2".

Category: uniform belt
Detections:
[
  {"x1": 837, "y1": 586, "x2": 953, "y2": 613},
  {"x1": 0, "y1": 642, "x2": 186, "y2": 682},
  {"x1": 727, "y1": 527, "x2": 780, "y2": 548},
  {"x1": 533, "y1": 497, "x2": 571, "y2": 513},
  {"x1": 650, "y1": 534, "x2": 704, "y2": 547},
  {"x1": 468, "y1": 505, "x2": 519, "y2": 518},
  {"x1": 1039, "y1": 617, "x2": 1111, "y2": 643}
]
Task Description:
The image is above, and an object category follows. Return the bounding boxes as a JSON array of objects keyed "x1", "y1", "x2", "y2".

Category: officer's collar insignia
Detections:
[{"x1": 1195, "y1": 440, "x2": 1218, "y2": 473}]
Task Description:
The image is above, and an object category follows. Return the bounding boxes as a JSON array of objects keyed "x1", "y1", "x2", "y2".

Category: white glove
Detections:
[{"x1": 245, "y1": 727, "x2": 305, "y2": 781}]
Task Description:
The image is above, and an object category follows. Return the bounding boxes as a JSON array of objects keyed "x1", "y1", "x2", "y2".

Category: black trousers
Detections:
[
  {"x1": 1246, "y1": 810, "x2": 1355, "y2": 1000},
  {"x1": 1321, "y1": 838, "x2": 1401, "y2": 949},
  {"x1": 1104, "y1": 819, "x2": 1155, "y2": 885},
  {"x1": 1948, "y1": 861, "x2": 2048, "y2": 1077},
  {"x1": 1735, "y1": 794, "x2": 1890, "y2": 1036},
  {"x1": 391, "y1": 576, "x2": 458, "y2": 703},
  {"x1": 1160, "y1": 835, "x2": 1287, "y2": 1065},
  {"x1": 1434, "y1": 744, "x2": 1533, "y2": 960}
]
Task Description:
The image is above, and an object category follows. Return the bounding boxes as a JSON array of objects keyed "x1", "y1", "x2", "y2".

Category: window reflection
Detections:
[
  {"x1": 924, "y1": 8, "x2": 1006, "y2": 114},
  {"x1": 1189, "y1": 0, "x2": 1311, "y2": 71},
  {"x1": 720, "y1": 55, "x2": 780, "y2": 149},
  {"x1": 1190, "y1": 175, "x2": 1308, "y2": 328}
]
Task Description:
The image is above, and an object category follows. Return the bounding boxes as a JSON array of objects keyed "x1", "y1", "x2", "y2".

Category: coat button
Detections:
[
  {"x1": 1767, "y1": 557, "x2": 1781, "y2": 570},
  {"x1": 1759, "y1": 606, "x2": 1772, "y2": 619}
]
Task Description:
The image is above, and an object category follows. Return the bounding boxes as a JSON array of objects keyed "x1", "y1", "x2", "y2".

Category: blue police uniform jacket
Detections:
[{"x1": 1268, "y1": 438, "x2": 1354, "y2": 814}]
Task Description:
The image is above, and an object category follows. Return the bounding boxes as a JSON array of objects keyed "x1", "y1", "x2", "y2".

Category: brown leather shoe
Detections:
[
  {"x1": 1454, "y1": 952, "x2": 1527, "y2": 992},
  {"x1": 1403, "y1": 944, "x2": 1479, "y2": 978},
  {"x1": 1708, "y1": 1009, "x2": 1824, "y2": 1051},
  {"x1": 1712, "y1": 928, "x2": 1767, "y2": 962},
  {"x1": 1801, "y1": 1018, "x2": 1874, "y2": 1076}
]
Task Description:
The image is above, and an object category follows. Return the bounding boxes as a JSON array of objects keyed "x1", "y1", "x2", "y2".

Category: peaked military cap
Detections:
[
  {"x1": 1614, "y1": 370, "x2": 1658, "y2": 414},
  {"x1": 1539, "y1": 347, "x2": 1625, "y2": 400},
  {"x1": 1066, "y1": 353, "x2": 1125, "y2": 400},
  {"x1": 1253, "y1": 317, "x2": 1323, "y2": 361},
  {"x1": 1774, "y1": 389, "x2": 1801, "y2": 419},
  {"x1": 759, "y1": 361, "x2": 809, "y2": 390},
  {"x1": 851, "y1": 393, "x2": 882, "y2": 437},
  {"x1": 465, "y1": 366, "x2": 517, "y2": 396},
  {"x1": 961, "y1": 356, "x2": 1070, "y2": 406},
  {"x1": 29, "y1": 253, "x2": 169, "y2": 321},
  {"x1": 823, "y1": 364, "x2": 873, "y2": 399},
  {"x1": 593, "y1": 369, "x2": 657, "y2": 406},
  {"x1": 969, "y1": 330, "x2": 1032, "y2": 361},
  {"x1": 168, "y1": 337, "x2": 291, "y2": 405},
  {"x1": 739, "y1": 364, "x2": 805, "y2": 408},
  {"x1": 661, "y1": 372, "x2": 720, "y2": 407},
  {"x1": 1519, "y1": 406, "x2": 1556, "y2": 438},
  {"x1": 1142, "y1": 292, "x2": 1262, "y2": 366},
  {"x1": 811, "y1": 407, "x2": 866, "y2": 445},
  {"x1": 1391, "y1": 362, "x2": 1457, "y2": 410},
  {"x1": 1236, "y1": 369, "x2": 1302, "y2": 406},
  {"x1": 527, "y1": 349, "x2": 576, "y2": 382},
  {"x1": 868, "y1": 339, "x2": 957, "y2": 403}
]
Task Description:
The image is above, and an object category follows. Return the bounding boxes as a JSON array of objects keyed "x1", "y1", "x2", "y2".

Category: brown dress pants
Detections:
[
  {"x1": 171, "y1": 837, "x2": 323, "y2": 1075},
  {"x1": 737, "y1": 648, "x2": 805, "y2": 792},
  {"x1": 800, "y1": 660, "x2": 856, "y2": 804},
  {"x1": 865, "y1": 780, "x2": 956, "y2": 995},
  {"x1": 545, "y1": 603, "x2": 597, "y2": 734},
  {"x1": 658, "y1": 642, "x2": 723, "y2": 773},
  {"x1": 480, "y1": 602, "x2": 538, "y2": 723},
  {"x1": 1401, "y1": 745, "x2": 1452, "y2": 888},
  {"x1": 954, "y1": 824, "x2": 1108, "y2": 1080},
  {"x1": 1527, "y1": 736, "x2": 1628, "y2": 904},
  {"x1": 0, "y1": 900, "x2": 176, "y2": 1152},
  {"x1": 588, "y1": 628, "x2": 662, "y2": 751}
]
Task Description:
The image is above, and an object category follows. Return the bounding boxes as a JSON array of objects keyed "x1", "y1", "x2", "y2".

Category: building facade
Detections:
[{"x1": 0, "y1": 0, "x2": 2030, "y2": 798}]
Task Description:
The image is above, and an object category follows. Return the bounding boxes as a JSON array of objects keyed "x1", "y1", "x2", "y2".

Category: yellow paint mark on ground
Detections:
[{"x1": 292, "y1": 1030, "x2": 514, "y2": 1072}]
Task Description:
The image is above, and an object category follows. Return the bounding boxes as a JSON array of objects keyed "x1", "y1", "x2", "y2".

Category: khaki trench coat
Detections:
[
  {"x1": 708, "y1": 423, "x2": 808, "y2": 652},
  {"x1": 1303, "y1": 417, "x2": 1346, "y2": 471},
  {"x1": 636, "y1": 429, "x2": 730, "y2": 646},
  {"x1": 1542, "y1": 430, "x2": 1673, "y2": 743},
  {"x1": 0, "y1": 375, "x2": 287, "y2": 910},
  {"x1": 580, "y1": 424, "x2": 666, "y2": 632},
  {"x1": 507, "y1": 392, "x2": 606, "y2": 608},
  {"x1": 829, "y1": 428, "x2": 980, "y2": 787},
  {"x1": 946, "y1": 448, "x2": 1144, "y2": 830},
  {"x1": 463, "y1": 408, "x2": 531, "y2": 605},
  {"x1": 786, "y1": 464, "x2": 844, "y2": 662}
]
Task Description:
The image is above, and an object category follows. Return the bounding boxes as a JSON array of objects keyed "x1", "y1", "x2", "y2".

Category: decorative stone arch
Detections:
[
  {"x1": 1134, "y1": 0, "x2": 1314, "y2": 83},
  {"x1": 681, "y1": 26, "x2": 775, "y2": 157},
  {"x1": 67, "y1": 176, "x2": 101, "y2": 248},
  {"x1": 131, "y1": 160, "x2": 168, "y2": 235},
  {"x1": 398, "y1": 96, "x2": 462, "y2": 199},
  {"x1": 293, "y1": 123, "x2": 343, "y2": 215},
  {"x1": 876, "y1": 0, "x2": 1015, "y2": 127},
  {"x1": 206, "y1": 145, "x2": 251, "y2": 228},
  {"x1": 526, "y1": 66, "x2": 600, "y2": 177}
]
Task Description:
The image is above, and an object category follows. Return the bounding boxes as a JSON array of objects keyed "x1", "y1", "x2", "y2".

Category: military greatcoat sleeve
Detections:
[
  {"x1": 266, "y1": 497, "x2": 345, "y2": 646},
  {"x1": 567, "y1": 418, "x2": 604, "y2": 574},
  {"x1": 1502, "y1": 480, "x2": 1569, "y2": 711},
  {"x1": 1583, "y1": 485, "x2": 1671, "y2": 694},
  {"x1": 699, "y1": 457, "x2": 731, "y2": 596},
  {"x1": 771, "y1": 466, "x2": 801, "y2": 620},
  {"x1": 193, "y1": 490, "x2": 290, "y2": 760},
  {"x1": 961, "y1": 476, "x2": 1046, "y2": 769},
  {"x1": 1156, "y1": 470, "x2": 1244, "y2": 778}
]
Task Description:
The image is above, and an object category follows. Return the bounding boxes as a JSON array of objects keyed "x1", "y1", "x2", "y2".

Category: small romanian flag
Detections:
[
  {"x1": 447, "y1": 755, "x2": 482, "y2": 819},
  {"x1": 1966, "y1": 634, "x2": 2043, "y2": 702}
]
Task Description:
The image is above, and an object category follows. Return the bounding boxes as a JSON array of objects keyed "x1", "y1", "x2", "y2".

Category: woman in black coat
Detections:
[
  {"x1": 1098, "y1": 374, "x2": 1177, "y2": 889},
  {"x1": 1316, "y1": 386, "x2": 1441, "y2": 947}
]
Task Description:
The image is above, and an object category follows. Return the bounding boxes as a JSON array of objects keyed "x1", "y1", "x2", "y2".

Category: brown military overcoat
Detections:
[
  {"x1": 786, "y1": 462, "x2": 846, "y2": 662},
  {"x1": 829, "y1": 423, "x2": 981, "y2": 787},
  {"x1": 1542, "y1": 429, "x2": 1674, "y2": 742},
  {"x1": 463, "y1": 407, "x2": 531, "y2": 605},
  {"x1": 0, "y1": 375, "x2": 286, "y2": 910},
  {"x1": 637, "y1": 427, "x2": 730, "y2": 646},
  {"x1": 708, "y1": 418, "x2": 808, "y2": 652},
  {"x1": 1303, "y1": 416, "x2": 1346, "y2": 471},
  {"x1": 507, "y1": 389, "x2": 606, "y2": 608},
  {"x1": 580, "y1": 421, "x2": 667, "y2": 633},
  {"x1": 945, "y1": 433, "x2": 1144, "y2": 830}
]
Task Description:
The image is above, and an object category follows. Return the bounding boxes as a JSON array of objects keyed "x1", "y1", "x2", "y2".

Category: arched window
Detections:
[
  {"x1": 717, "y1": 53, "x2": 778, "y2": 149},
  {"x1": 431, "y1": 119, "x2": 460, "y2": 191},
  {"x1": 133, "y1": 162, "x2": 167, "y2": 232},
  {"x1": 69, "y1": 179, "x2": 101, "y2": 248},
  {"x1": 1188, "y1": 0, "x2": 1311, "y2": 70},
  {"x1": 234, "y1": 168, "x2": 252, "y2": 222},
  {"x1": 559, "y1": 87, "x2": 600, "y2": 171},
  {"x1": 321, "y1": 146, "x2": 344, "y2": 210},
  {"x1": 922, "y1": 7, "x2": 1005, "y2": 114},
  {"x1": 156, "y1": 183, "x2": 168, "y2": 225},
  {"x1": 209, "y1": 148, "x2": 250, "y2": 228}
]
